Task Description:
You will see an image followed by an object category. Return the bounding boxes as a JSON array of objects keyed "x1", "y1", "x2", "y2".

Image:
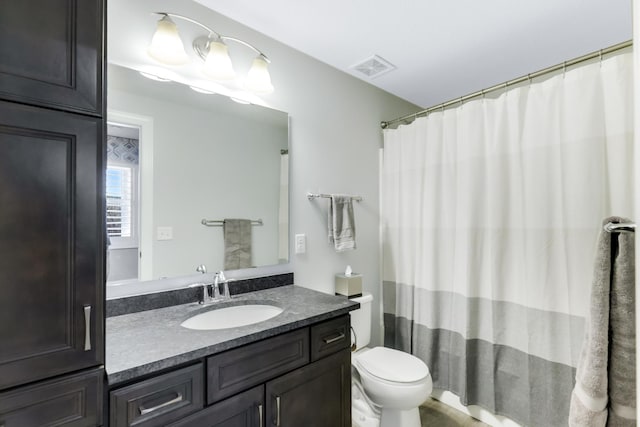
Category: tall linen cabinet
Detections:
[{"x1": 0, "y1": 0, "x2": 106, "y2": 425}]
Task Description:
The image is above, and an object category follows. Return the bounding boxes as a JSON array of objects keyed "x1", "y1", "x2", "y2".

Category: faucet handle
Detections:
[
  {"x1": 222, "y1": 281, "x2": 230, "y2": 299},
  {"x1": 212, "y1": 279, "x2": 222, "y2": 299},
  {"x1": 188, "y1": 282, "x2": 208, "y2": 304},
  {"x1": 196, "y1": 264, "x2": 207, "y2": 274}
]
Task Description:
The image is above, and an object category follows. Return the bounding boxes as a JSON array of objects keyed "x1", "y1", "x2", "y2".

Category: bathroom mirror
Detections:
[{"x1": 106, "y1": 63, "x2": 289, "y2": 286}]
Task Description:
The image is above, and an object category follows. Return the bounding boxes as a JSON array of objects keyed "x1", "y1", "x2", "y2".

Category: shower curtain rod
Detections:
[{"x1": 381, "y1": 39, "x2": 632, "y2": 129}]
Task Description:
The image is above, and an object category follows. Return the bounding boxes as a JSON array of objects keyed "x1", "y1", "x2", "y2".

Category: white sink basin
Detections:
[{"x1": 181, "y1": 304, "x2": 283, "y2": 330}]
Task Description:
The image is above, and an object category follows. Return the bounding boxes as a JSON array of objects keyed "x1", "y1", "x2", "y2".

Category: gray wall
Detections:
[{"x1": 108, "y1": 248, "x2": 138, "y2": 282}]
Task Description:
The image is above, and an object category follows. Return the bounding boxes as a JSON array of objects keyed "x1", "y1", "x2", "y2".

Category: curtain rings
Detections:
[{"x1": 598, "y1": 49, "x2": 603, "y2": 68}]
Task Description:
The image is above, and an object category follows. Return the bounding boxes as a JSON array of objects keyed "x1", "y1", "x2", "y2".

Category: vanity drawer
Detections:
[
  {"x1": 0, "y1": 367, "x2": 102, "y2": 427},
  {"x1": 110, "y1": 363, "x2": 204, "y2": 427},
  {"x1": 311, "y1": 315, "x2": 351, "y2": 361},
  {"x1": 207, "y1": 328, "x2": 309, "y2": 404}
]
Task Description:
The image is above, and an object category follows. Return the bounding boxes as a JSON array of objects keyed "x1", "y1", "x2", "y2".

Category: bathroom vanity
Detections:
[{"x1": 106, "y1": 285, "x2": 358, "y2": 426}]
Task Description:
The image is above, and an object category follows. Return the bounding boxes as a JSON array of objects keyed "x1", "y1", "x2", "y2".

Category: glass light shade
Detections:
[
  {"x1": 244, "y1": 55, "x2": 274, "y2": 94},
  {"x1": 147, "y1": 16, "x2": 189, "y2": 65},
  {"x1": 203, "y1": 40, "x2": 236, "y2": 80}
]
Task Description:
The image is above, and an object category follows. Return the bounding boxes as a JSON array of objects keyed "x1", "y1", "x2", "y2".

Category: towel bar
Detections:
[
  {"x1": 201, "y1": 219, "x2": 263, "y2": 227},
  {"x1": 307, "y1": 192, "x2": 363, "y2": 202}
]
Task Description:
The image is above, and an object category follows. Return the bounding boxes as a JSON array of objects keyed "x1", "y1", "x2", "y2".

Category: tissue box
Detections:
[{"x1": 335, "y1": 273, "x2": 362, "y2": 297}]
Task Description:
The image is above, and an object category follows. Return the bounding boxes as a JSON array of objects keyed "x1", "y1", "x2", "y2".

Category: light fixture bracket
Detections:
[
  {"x1": 192, "y1": 36, "x2": 270, "y2": 64},
  {"x1": 192, "y1": 36, "x2": 213, "y2": 62}
]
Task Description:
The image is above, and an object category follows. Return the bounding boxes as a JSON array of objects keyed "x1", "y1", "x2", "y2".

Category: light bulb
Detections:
[
  {"x1": 147, "y1": 15, "x2": 189, "y2": 65},
  {"x1": 244, "y1": 55, "x2": 274, "y2": 94},
  {"x1": 203, "y1": 39, "x2": 236, "y2": 81}
]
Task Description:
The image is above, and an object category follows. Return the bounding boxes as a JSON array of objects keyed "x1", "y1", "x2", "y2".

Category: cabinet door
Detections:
[
  {"x1": 0, "y1": 100, "x2": 104, "y2": 390},
  {"x1": 168, "y1": 385, "x2": 264, "y2": 427},
  {"x1": 0, "y1": 0, "x2": 104, "y2": 115},
  {"x1": 266, "y1": 349, "x2": 351, "y2": 427},
  {"x1": 0, "y1": 368, "x2": 103, "y2": 427}
]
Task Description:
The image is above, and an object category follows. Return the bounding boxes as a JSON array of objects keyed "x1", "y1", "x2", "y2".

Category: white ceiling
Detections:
[{"x1": 195, "y1": 0, "x2": 632, "y2": 108}]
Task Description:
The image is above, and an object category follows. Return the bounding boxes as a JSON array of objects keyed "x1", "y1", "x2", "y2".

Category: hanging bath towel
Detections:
[
  {"x1": 223, "y1": 219, "x2": 252, "y2": 270},
  {"x1": 328, "y1": 195, "x2": 356, "y2": 252},
  {"x1": 569, "y1": 217, "x2": 636, "y2": 426}
]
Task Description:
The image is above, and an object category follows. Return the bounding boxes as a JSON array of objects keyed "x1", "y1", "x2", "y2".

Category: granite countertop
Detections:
[{"x1": 106, "y1": 285, "x2": 359, "y2": 385}]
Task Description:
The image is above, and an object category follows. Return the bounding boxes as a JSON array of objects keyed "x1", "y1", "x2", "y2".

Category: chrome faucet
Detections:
[
  {"x1": 213, "y1": 271, "x2": 231, "y2": 300},
  {"x1": 191, "y1": 267, "x2": 232, "y2": 305},
  {"x1": 192, "y1": 264, "x2": 216, "y2": 305}
]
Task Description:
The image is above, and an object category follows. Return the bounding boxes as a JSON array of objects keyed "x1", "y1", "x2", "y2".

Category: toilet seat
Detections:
[{"x1": 355, "y1": 347, "x2": 429, "y2": 384}]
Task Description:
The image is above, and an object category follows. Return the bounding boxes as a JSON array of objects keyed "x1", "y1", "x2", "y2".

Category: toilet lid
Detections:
[{"x1": 357, "y1": 347, "x2": 429, "y2": 383}]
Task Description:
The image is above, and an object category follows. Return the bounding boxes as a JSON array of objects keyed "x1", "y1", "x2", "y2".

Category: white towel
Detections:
[
  {"x1": 328, "y1": 195, "x2": 356, "y2": 252},
  {"x1": 569, "y1": 217, "x2": 636, "y2": 426}
]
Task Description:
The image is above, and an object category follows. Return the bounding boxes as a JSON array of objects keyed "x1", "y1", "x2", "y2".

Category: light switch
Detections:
[
  {"x1": 157, "y1": 226, "x2": 173, "y2": 240},
  {"x1": 295, "y1": 234, "x2": 306, "y2": 254}
]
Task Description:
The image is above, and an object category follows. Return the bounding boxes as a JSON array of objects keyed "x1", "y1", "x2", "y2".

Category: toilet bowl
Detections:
[
  {"x1": 349, "y1": 294, "x2": 432, "y2": 427},
  {"x1": 353, "y1": 346, "x2": 432, "y2": 427}
]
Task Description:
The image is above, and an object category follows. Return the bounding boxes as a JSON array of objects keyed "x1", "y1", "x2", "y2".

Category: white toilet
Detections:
[{"x1": 350, "y1": 293, "x2": 433, "y2": 427}]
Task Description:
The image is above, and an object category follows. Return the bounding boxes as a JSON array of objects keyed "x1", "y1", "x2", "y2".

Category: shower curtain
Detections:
[{"x1": 382, "y1": 51, "x2": 633, "y2": 426}]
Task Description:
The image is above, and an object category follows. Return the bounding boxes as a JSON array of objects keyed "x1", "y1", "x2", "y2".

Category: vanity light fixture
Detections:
[{"x1": 148, "y1": 12, "x2": 274, "y2": 94}]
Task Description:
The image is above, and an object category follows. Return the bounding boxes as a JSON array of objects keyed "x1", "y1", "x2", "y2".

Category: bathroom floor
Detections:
[{"x1": 420, "y1": 398, "x2": 490, "y2": 427}]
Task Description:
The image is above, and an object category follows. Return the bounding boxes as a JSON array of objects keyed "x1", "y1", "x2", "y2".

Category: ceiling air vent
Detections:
[{"x1": 350, "y1": 55, "x2": 396, "y2": 79}]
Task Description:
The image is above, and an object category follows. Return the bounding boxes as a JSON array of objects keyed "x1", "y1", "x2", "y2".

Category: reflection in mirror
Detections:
[{"x1": 106, "y1": 64, "x2": 289, "y2": 286}]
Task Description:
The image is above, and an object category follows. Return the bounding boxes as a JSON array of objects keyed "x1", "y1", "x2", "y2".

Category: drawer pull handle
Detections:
[
  {"x1": 83, "y1": 305, "x2": 91, "y2": 351},
  {"x1": 323, "y1": 332, "x2": 345, "y2": 344},
  {"x1": 139, "y1": 393, "x2": 183, "y2": 415},
  {"x1": 258, "y1": 403, "x2": 263, "y2": 427},
  {"x1": 275, "y1": 396, "x2": 281, "y2": 427}
]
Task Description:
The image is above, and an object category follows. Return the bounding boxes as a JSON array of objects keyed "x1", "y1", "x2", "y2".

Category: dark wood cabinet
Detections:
[
  {"x1": 108, "y1": 316, "x2": 352, "y2": 426},
  {"x1": 168, "y1": 385, "x2": 264, "y2": 427},
  {"x1": 265, "y1": 349, "x2": 351, "y2": 427},
  {"x1": 0, "y1": 0, "x2": 104, "y2": 115},
  {"x1": 0, "y1": 1, "x2": 105, "y2": 426},
  {"x1": 0, "y1": 100, "x2": 104, "y2": 390},
  {"x1": 110, "y1": 364, "x2": 204, "y2": 427},
  {"x1": 0, "y1": 367, "x2": 103, "y2": 427},
  {"x1": 207, "y1": 328, "x2": 309, "y2": 404}
]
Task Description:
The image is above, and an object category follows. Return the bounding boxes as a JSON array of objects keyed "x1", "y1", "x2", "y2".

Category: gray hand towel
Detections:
[
  {"x1": 328, "y1": 195, "x2": 356, "y2": 252},
  {"x1": 569, "y1": 216, "x2": 636, "y2": 426},
  {"x1": 223, "y1": 219, "x2": 252, "y2": 270}
]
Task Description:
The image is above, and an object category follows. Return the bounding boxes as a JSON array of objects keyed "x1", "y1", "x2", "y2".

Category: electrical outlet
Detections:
[
  {"x1": 157, "y1": 226, "x2": 173, "y2": 240},
  {"x1": 295, "y1": 234, "x2": 306, "y2": 254}
]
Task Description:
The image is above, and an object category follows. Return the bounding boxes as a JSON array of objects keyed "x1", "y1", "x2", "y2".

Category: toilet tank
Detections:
[{"x1": 349, "y1": 293, "x2": 373, "y2": 350}]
